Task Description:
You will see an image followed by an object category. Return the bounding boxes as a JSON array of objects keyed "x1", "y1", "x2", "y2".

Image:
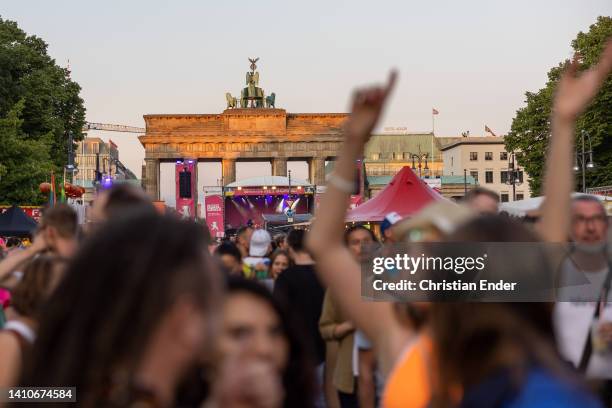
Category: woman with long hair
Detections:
[
  {"x1": 0, "y1": 255, "x2": 67, "y2": 387},
  {"x1": 19, "y1": 212, "x2": 221, "y2": 407},
  {"x1": 213, "y1": 277, "x2": 316, "y2": 408},
  {"x1": 269, "y1": 249, "x2": 291, "y2": 280}
]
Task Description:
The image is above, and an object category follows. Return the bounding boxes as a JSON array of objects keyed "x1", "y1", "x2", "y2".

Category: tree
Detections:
[
  {"x1": 505, "y1": 16, "x2": 612, "y2": 195},
  {"x1": 0, "y1": 17, "x2": 86, "y2": 204},
  {"x1": 0, "y1": 100, "x2": 54, "y2": 204}
]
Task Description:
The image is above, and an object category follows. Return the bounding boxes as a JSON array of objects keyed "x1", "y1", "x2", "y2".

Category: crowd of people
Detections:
[{"x1": 0, "y1": 40, "x2": 611, "y2": 408}]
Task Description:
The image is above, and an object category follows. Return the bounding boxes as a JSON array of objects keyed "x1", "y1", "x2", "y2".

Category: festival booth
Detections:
[
  {"x1": 0, "y1": 205, "x2": 39, "y2": 238},
  {"x1": 346, "y1": 167, "x2": 443, "y2": 233},
  {"x1": 224, "y1": 176, "x2": 315, "y2": 230}
]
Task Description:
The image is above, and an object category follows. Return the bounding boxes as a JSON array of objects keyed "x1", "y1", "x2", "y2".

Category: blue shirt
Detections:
[{"x1": 460, "y1": 366, "x2": 602, "y2": 408}]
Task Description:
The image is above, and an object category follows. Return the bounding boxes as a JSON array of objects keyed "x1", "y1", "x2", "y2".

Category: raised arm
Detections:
[
  {"x1": 307, "y1": 72, "x2": 409, "y2": 372},
  {"x1": 0, "y1": 234, "x2": 46, "y2": 284},
  {"x1": 537, "y1": 40, "x2": 612, "y2": 242}
]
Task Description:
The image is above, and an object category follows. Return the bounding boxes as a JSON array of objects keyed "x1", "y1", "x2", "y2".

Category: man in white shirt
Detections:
[{"x1": 554, "y1": 195, "x2": 611, "y2": 399}]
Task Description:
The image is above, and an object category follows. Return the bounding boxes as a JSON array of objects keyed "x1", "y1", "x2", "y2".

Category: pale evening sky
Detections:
[{"x1": 3, "y1": 1, "x2": 610, "y2": 205}]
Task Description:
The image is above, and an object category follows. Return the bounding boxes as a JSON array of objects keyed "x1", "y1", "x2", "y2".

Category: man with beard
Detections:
[{"x1": 554, "y1": 195, "x2": 611, "y2": 403}]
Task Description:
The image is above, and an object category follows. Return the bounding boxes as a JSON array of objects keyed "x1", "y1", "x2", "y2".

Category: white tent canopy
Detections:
[{"x1": 499, "y1": 193, "x2": 612, "y2": 217}]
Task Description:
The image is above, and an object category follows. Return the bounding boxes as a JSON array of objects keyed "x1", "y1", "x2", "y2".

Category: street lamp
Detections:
[
  {"x1": 409, "y1": 152, "x2": 429, "y2": 178},
  {"x1": 574, "y1": 130, "x2": 596, "y2": 193},
  {"x1": 286, "y1": 169, "x2": 295, "y2": 222},
  {"x1": 505, "y1": 152, "x2": 523, "y2": 201}
]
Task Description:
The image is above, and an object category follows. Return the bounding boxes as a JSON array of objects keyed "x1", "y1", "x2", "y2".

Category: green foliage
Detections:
[
  {"x1": 0, "y1": 17, "x2": 86, "y2": 204},
  {"x1": 505, "y1": 16, "x2": 612, "y2": 194},
  {"x1": 0, "y1": 100, "x2": 54, "y2": 204}
]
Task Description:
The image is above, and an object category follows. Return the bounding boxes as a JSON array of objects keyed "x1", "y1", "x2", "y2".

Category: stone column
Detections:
[
  {"x1": 308, "y1": 157, "x2": 327, "y2": 186},
  {"x1": 222, "y1": 158, "x2": 236, "y2": 185},
  {"x1": 271, "y1": 157, "x2": 288, "y2": 177},
  {"x1": 144, "y1": 158, "x2": 160, "y2": 200}
]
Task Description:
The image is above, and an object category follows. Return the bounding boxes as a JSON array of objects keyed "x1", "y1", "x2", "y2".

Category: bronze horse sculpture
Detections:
[{"x1": 265, "y1": 93, "x2": 276, "y2": 108}]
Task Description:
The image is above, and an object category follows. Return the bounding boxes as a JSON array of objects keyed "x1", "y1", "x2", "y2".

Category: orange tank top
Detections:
[{"x1": 382, "y1": 334, "x2": 433, "y2": 408}]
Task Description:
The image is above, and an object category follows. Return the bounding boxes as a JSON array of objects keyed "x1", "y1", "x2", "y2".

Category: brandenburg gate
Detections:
[{"x1": 139, "y1": 58, "x2": 347, "y2": 200}]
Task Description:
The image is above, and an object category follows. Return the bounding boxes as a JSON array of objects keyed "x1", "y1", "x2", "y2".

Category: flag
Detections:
[
  {"x1": 49, "y1": 172, "x2": 56, "y2": 207},
  {"x1": 59, "y1": 183, "x2": 66, "y2": 203},
  {"x1": 432, "y1": 108, "x2": 439, "y2": 115},
  {"x1": 485, "y1": 125, "x2": 496, "y2": 136}
]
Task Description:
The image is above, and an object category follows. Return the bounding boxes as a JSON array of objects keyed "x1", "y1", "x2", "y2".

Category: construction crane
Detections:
[{"x1": 83, "y1": 122, "x2": 145, "y2": 133}]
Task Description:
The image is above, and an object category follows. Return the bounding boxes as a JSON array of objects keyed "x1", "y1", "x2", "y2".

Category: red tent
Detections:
[{"x1": 346, "y1": 167, "x2": 443, "y2": 222}]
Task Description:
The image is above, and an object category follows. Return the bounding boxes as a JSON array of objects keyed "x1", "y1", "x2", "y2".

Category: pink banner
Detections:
[
  {"x1": 205, "y1": 195, "x2": 224, "y2": 238},
  {"x1": 227, "y1": 187, "x2": 313, "y2": 196}
]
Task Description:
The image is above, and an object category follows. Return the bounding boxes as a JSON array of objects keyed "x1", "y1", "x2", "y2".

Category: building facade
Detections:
[
  {"x1": 74, "y1": 137, "x2": 137, "y2": 204},
  {"x1": 363, "y1": 132, "x2": 473, "y2": 199},
  {"x1": 441, "y1": 136, "x2": 531, "y2": 202},
  {"x1": 364, "y1": 132, "x2": 457, "y2": 178}
]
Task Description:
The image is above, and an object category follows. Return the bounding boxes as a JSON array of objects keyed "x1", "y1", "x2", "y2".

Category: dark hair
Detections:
[
  {"x1": 446, "y1": 214, "x2": 540, "y2": 243},
  {"x1": 270, "y1": 249, "x2": 290, "y2": 265},
  {"x1": 195, "y1": 219, "x2": 213, "y2": 244},
  {"x1": 11, "y1": 255, "x2": 67, "y2": 318},
  {"x1": 214, "y1": 242, "x2": 242, "y2": 263},
  {"x1": 269, "y1": 249, "x2": 292, "y2": 276},
  {"x1": 225, "y1": 278, "x2": 315, "y2": 408},
  {"x1": 20, "y1": 212, "x2": 221, "y2": 405},
  {"x1": 103, "y1": 183, "x2": 155, "y2": 218},
  {"x1": 40, "y1": 204, "x2": 78, "y2": 239},
  {"x1": 344, "y1": 224, "x2": 377, "y2": 246},
  {"x1": 273, "y1": 233, "x2": 287, "y2": 246},
  {"x1": 236, "y1": 226, "x2": 253, "y2": 239},
  {"x1": 430, "y1": 215, "x2": 566, "y2": 407},
  {"x1": 6, "y1": 237, "x2": 22, "y2": 248},
  {"x1": 464, "y1": 187, "x2": 500, "y2": 203},
  {"x1": 287, "y1": 229, "x2": 307, "y2": 253}
]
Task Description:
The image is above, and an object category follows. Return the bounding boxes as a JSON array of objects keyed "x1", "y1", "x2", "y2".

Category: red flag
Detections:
[{"x1": 432, "y1": 108, "x2": 439, "y2": 115}]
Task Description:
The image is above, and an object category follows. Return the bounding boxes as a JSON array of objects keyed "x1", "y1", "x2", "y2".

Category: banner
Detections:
[
  {"x1": 204, "y1": 195, "x2": 224, "y2": 238},
  {"x1": 225, "y1": 187, "x2": 314, "y2": 196}
]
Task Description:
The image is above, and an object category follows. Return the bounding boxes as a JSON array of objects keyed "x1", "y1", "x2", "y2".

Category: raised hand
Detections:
[
  {"x1": 344, "y1": 70, "x2": 398, "y2": 147},
  {"x1": 553, "y1": 39, "x2": 612, "y2": 123}
]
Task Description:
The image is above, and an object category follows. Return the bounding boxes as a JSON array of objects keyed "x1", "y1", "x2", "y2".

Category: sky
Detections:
[{"x1": 3, "y1": 0, "x2": 611, "y2": 205}]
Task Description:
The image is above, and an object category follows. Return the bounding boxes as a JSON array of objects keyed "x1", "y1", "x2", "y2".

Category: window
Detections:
[
  {"x1": 500, "y1": 171, "x2": 508, "y2": 184},
  {"x1": 516, "y1": 193, "x2": 524, "y2": 200},
  {"x1": 501, "y1": 193, "x2": 509, "y2": 203},
  {"x1": 371, "y1": 153, "x2": 380, "y2": 160},
  {"x1": 485, "y1": 152, "x2": 493, "y2": 161},
  {"x1": 518, "y1": 171, "x2": 524, "y2": 183},
  {"x1": 470, "y1": 152, "x2": 478, "y2": 161},
  {"x1": 485, "y1": 171, "x2": 493, "y2": 183},
  {"x1": 500, "y1": 152, "x2": 508, "y2": 161},
  {"x1": 470, "y1": 171, "x2": 478, "y2": 183},
  {"x1": 393, "y1": 152, "x2": 403, "y2": 160}
]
